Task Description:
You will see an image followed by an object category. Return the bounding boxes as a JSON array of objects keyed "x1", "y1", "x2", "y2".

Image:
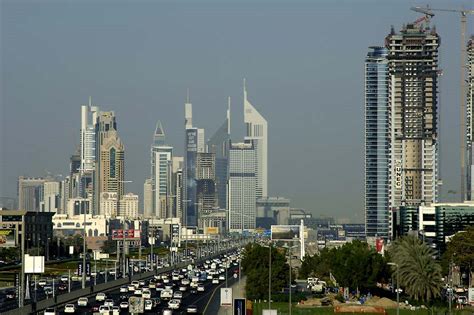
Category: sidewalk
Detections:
[{"x1": 217, "y1": 276, "x2": 247, "y2": 315}]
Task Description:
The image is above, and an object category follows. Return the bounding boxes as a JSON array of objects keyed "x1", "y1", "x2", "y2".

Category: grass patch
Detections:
[{"x1": 252, "y1": 302, "x2": 473, "y2": 315}]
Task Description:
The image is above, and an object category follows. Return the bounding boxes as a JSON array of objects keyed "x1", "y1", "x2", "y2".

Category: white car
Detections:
[
  {"x1": 127, "y1": 284, "x2": 136, "y2": 292},
  {"x1": 186, "y1": 304, "x2": 198, "y2": 313},
  {"x1": 173, "y1": 291, "x2": 183, "y2": 299},
  {"x1": 142, "y1": 289, "x2": 151, "y2": 299},
  {"x1": 168, "y1": 299, "x2": 181, "y2": 310},
  {"x1": 212, "y1": 278, "x2": 219, "y2": 284},
  {"x1": 181, "y1": 278, "x2": 190, "y2": 285},
  {"x1": 131, "y1": 280, "x2": 140, "y2": 288},
  {"x1": 134, "y1": 288, "x2": 143, "y2": 296},
  {"x1": 112, "y1": 306, "x2": 120, "y2": 315},
  {"x1": 38, "y1": 279, "x2": 47, "y2": 286},
  {"x1": 144, "y1": 299, "x2": 153, "y2": 311},
  {"x1": 99, "y1": 305, "x2": 111, "y2": 314},
  {"x1": 197, "y1": 284, "x2": 205, "y2": 292},
  {"x1": 179, "y1": 285, "x2": 188, "y2": 292},
  {"x1": 161, "y1": 289, "x2": 173, "y2": 300},
  {"x1": 44, "y1": 308, "x2": 56, "y2": 315},
  {"x1": 95, "y1": 292, "x2": 107, "y2": 301},
  {"x1": 77, "y1": 297, "x2": 88, "y2": 307},
  {"x1": 120, "y1": 285, "x2": 128, "y2": 293},
  {"x1": 104, "y1": 299, "x2": 114, "y2": 307},
  {"x1": 64, "y1": 304, "x2": 75, "y2": 313},
  {"x1": 119, "y1": 301, "x2": 129, "y2": 309},
  {"x1": 60, "y1": 275, "x2": 69, "y2": 282},
  {"x1": 219, "y1": 275, "x2": 225, "y2": 281}
]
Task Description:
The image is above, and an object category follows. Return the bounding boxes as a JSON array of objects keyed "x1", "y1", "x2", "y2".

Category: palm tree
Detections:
[{"x1": 389, "y1": 235, "x2": 442, "y2": 302}]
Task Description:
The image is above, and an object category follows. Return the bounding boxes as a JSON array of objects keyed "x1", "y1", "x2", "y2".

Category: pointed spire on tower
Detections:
[
  {"x1": 88, "y1": 96, "x2": 92, "y2": 108},
  {"x1": 227, "y1": 96, "x2": 231, "y2": 134},
  {"x1": 243, "y1": 78, "x2": 247, "y2": 100},
  {"x1": 153, "y1": 120, "x2": 165, "y2": 146}
]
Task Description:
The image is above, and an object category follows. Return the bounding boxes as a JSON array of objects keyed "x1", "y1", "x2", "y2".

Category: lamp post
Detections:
[
  {"x1": 82, "y1": 204, "x2": 87, "y2": 289},
  {"x1": 388, "y1": 262, "x2": 400, "y2": 315},
  {"x1": 284, "y1": 243, "x2": 299, "y2": 315}
]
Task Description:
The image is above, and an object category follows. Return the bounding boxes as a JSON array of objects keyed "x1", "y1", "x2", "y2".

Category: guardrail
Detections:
[{"x1": 0, "y1": 244, "x2": 243, "y2": 315}]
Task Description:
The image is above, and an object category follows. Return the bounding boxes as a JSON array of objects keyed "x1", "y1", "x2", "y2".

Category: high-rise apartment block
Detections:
[
  {"x1": 365, "y1": 22, "x2": 440, "y2": 239},
  {"x1": 119, "y1": 193, "x2": 139, "y2": 218},
  {"x1": 364, "y1": 47, "x2": 390, "y2": 239},
  {"x1": 143, "y1": 178, "x2": 153, "y2": 217},
  {"x1": 228, "y1": 141, "x2": 256, "y2": 232}
]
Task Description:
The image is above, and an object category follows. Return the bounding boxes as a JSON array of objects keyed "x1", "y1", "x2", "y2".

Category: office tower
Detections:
[
  {"x1": 80, "y1": 99, "x2": 99, "y2": 172},
  {"x1": 94, "y1": 111, "x2": 125, "y2": 215},
  {"x1": 386, "y1": 23, "x2": 439, "y2": 212},
  {"x1": 67, "y1": 198, "x2": 90, "y2": 217},
  {"x1": 100, "y1": 192, "x2": 118, "y2": 217},
  {"x1": 228, "y1": 141, "x2": 256, "y2": 232},
  {"x1": 197, "y1": 128, "x2": 205, "y2": 153},
  {"x1": 244, "y1": 80, "x2": 268, "y2": 199},
  {"x1": 150, "y1": 121, "x2": 173, "y2": 219},
  {"x1": 208, "y1": 98, "x2": 231, "y2": 209},
  {"x1": 364, "y1": 47, "x2": 390, "y2": 239},
  {"x1": 467, "y1": 37, "x2": 474, "y2": 200},
  {"x1": 143, "y1": 178, "x2": 153, "y2": 217},
  {"x1": 41, "y1": 181, "x2": 61, "y2": 213},
  {"x1": 119, "y1": 193, "x2": 139, "y2": 218},
  {"x1": 172, "y1": 157, "x2": 184, "y2": 220},
  {"x1": 60, "y1": 176, "x2": 71, "y2": 214},
  {"x1": 196, "y1": 152, "x2": 217, "y2": 228},
  {"x1": 184, "y1": 96, "x2": 198, "y2": 227},
  {"x1": 18, "y1": 176, "x2": 45, "y2": 212}
]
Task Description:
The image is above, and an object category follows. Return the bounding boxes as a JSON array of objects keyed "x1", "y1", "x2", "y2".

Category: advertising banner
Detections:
[
  {"x1": 111, "y1": 229, "x2": 141, "y2": 240},
  {"x1": 233, "y1": 298, "x2": 245, "y2": 315},
  {"x1": 271, "y1": 225, "x2": 300, "y2": 241},
  {"x1": 0, "y1": 229, "x2": 15, "y2": 247},
  {"x1": 24, "y1": 255, "x2": 44, "y2": 274},
  {"x1": 220, "y1": 288, "x2": 233, "y2": 306}
]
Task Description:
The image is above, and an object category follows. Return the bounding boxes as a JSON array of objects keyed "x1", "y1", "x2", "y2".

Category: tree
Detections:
[
  {"x1": 389, "y1": 235, "x2": 443, "y2": 302},
  {"x1": 442, "y1": 225, "x2": 474, "y2": 281},
  {"x1": 241, "y1": 243, "x2": 290, "y2": 300},
  {"x1": 102, "y1": 239, "x2": 117, "y2": 254}
]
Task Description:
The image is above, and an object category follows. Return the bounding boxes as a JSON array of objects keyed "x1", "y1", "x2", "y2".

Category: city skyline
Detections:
[{"x1": 1, "y1": 0, "x2": 473, "y2": 222}]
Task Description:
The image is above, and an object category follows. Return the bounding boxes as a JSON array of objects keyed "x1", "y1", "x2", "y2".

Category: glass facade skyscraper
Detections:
[{"x1": 365, "y1": 46, "x2": 390, "y2": 239}]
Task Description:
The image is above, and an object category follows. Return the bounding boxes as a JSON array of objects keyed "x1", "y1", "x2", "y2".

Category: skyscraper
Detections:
[
  {"x1": 18, "y1": 177, "x2": 45, "y2": 212},
  {"x1": 244, "y1": 80, "x2": 268, "y2": 199},
  {"x1": 466, "y1": 36, "x2": 474, "y2": 200},
  {"x1": 208, "y1": 98, "x2": 231, "y2": 209},
  {"x1": 196, "y1": 152, "x2": 217, "y2": 228},
  {"x1": 143, "y1": 178, "x2": 153, "y2": 217},
  {"x1": 364, "y1": 46, "x2": 390, "y2": 239},
  {"x1": 386, "y1": 23, "x2": 439, "y2": 212},
  {"x1": 150, "y1": 121, "x2": 173, "y2": 219},
  {"x1": 228, "y1": 141, "x2": 256, "y2": 232},
  {"x1": 172, "y1": 157, "x2": 184, "y2": 220},
  {"x1": 119, "y1": 193, "x2": 139, "y2": 218},
  {"x1": 184, "y1": 96, "x2": 198, "y2": 227},
  {"x1": 80, "y1": 99, "x2": 99, "y2": 172}
]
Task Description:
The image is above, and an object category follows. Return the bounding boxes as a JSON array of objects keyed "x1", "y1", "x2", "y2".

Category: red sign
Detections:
[
  {"x1": 375, "y1": 238, "x2": 384, "y2": 254},
  {"x1": 111, "y1": 229, "x2": 141, "y2": 240}
]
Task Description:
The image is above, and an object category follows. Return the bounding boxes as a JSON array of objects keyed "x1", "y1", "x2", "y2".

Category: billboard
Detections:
[
  {"x1": 205, "y1": 227, "x2": 219, "y2": 235},
  {"x1": 128, "y1": 296, "x2": 144, "y2": 313},
  {"x1": 111, "y1": 229, "x2": 141, "y2": 240},
  {"x1": 24, "y1": 255, "x2": 45, "y2": 274},
  {"x1": 220, "y1": 288, "x2": 233, "y2": 306},
  {"x1": 0, "y1": 229, "x2": 15, "y2": 247},
  {"x1": 271, "y1": 225, "x2": 300, "y2": 241}
]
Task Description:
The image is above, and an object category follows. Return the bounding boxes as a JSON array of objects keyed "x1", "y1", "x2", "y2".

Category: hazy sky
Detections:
[{"x1": 1, "y1": 0, "x2": 473, "y2": 222}]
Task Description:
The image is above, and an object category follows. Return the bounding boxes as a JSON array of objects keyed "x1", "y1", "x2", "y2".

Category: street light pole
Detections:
[
  {"x1": 388, "y1": 262, "x2": 399, "y2": 315},
  {"x1": 82, "y1": 206, "x2": 87, "y2": 289},
  {"x1": 269, "y1": 242, "x2": 272, "y2": 311}
]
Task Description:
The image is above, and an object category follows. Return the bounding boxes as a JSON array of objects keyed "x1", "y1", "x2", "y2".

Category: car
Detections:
[
  {"x1": 131, "y1": 280, "x2": 140, "y2": 288},
  {"x1": 148, "y1": 281, "x2": 156, "y2": 289},
  {"x1": 173, "y1": 291, "x2": 183, "y2": 299},
  {"x1": 162, "y1": 309, "x2": 173, "y2": 315},
  {"x1": 119, "y1": 301, "x2": 129, "y2": 309},
  {"x1": 186, "y1": 304, "x2": 198, "y2": 313},
  {"x1": 98, "y1": 305, "x2": 111, "y2": 314},
  {"x1": 38, "y1": 279, "x2": 48, "y2": 286},
  {"x1": 44, "y1": 308, "x2": 56, "y2": 315},
  {"x1": 60, "y1": 275, "x2": 69, "y2": 282},
  {"x1": 179, "y1": 285, "x2": 188, "y2": 292},
  {"x1": 190, "y1": 288, "x2": 198, "y2": 294},
  {"x1": 64, "y1": 304, "x2": 75, "y2": 313},
  {"x1": 5, "y1": 290, "x2": 15, "y2": 300},
  {"x1": 142, "y1": 288, "x2": 151, "y2": 299},
  {"x1": 212, "y1": 278, "x2": 219, "y2": 284},
  {"x1": 144, "y1": 299, "x2": 154, "y2": 311},
  {"x1": 58, "y1": 283, "x2": 68, "y2": 291},
  {"x1": 112, "y1": 306, "x2": 120, "y2": 315},
  {"x1": 44, "y1": 286, "x2": 54, "y2": 296},
  {"x1": 120, "y1": 285, "x2": 128, "y2": 293},
  {"x1": 96, "y1": 292, "x2": 107, "y2": 301},
  {"x1": 77, "y1": 297, "x2": 88, "y2": 307},
  {"x1": 119, "y1": 294, "x2": 128, "y2": 301},
  {"x1": 134, "y1": 288, "x2": 143, "y2": 296},
  {"x1": 181, "y1": 278, "x2": 190, "y2": 285},
  {"x1": 168, "y1": 299, "x2": 181, "y2": 309},
  {"x1": 161, "y1": 288, "x2": 173, "y2": 300},
  {"x1": 104, "y1": 299, "x2": 114, "y2": 307},
  {"x1": 197, "y1": 284, "x2": 205, "y2": 292},
  {"x1": 139, "y1": 280, "x2": 146, "y2": 286},
  {"x1": 219, "y1": 274, "x2": 225, "y2": 281},
  {"x1": 127, "y1": 284, "x2": 136, "y2": 291},
  {"x1": 91, "y1": 306, "x2": 100, "y2": 312}
]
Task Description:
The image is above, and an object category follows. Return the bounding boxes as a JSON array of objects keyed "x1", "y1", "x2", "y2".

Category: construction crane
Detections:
[{"x1": 411, "y1": 5, "x2": 474, "y2": 202}]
